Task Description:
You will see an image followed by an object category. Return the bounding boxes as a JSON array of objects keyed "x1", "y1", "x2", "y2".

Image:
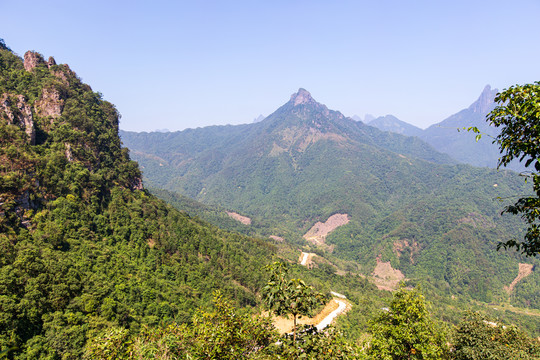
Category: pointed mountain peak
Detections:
[
  {"x1": 290, "y1": 88, "x2": 316, "y2": 106},
  {"x1": 468, "y1": 84, "x2": 498, "y2": 114}
]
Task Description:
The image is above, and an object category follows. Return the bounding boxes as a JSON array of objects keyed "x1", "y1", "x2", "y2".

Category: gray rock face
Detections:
[
  {"x1": 286, "y1": 88, "x2": 339, "y2": 120},
  {"x1": 290, "y1": 88, "x2": 316, "y2": 106},
  {"x1": 35, "y1": 86, "x2": 64, "y2": 121},
  {"x1": 468, "y1": 84, "x2": 498, "y2": 114},
  {"x1": 1, "y1": 93, "x2": 35, "y2": 144}
]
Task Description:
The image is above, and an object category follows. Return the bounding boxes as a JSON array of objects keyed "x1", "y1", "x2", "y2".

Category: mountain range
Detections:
[
  {"x1": 2, "y1": 40, "x2": 539, "y2": 357},
  {"x1": 364, "y1": 85, "x2": 524, "y2": 171},
  {"x1": 121, "y1": 88, "x2": 539, "y2": 311}
]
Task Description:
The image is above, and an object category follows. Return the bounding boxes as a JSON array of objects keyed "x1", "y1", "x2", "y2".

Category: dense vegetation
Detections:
[
  {"x1": 2, "y1": 41, "x2": 539, "y2": 358},
  {"x1": 0, "y1": 44, "x2": 276, "y2": 358},
  {"x1": 121, "y1": 89, "x2": 539, "y2": 310},
  {"x1": 485, "y1": 81, "x2": 540, "y2": 256},
  {"x1": 82, "y1": 285, "x2": 540, "y2": 359}
]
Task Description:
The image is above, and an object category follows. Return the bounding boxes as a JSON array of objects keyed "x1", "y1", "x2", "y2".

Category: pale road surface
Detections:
[
  {"x1": 330, "y1": 291, "x2": 347, "y2": 299},
  {"x1": 300, "y1": 252, "x2": 309, "y2": 266},
  {"x1": 298, "y1": 252, "x2": 348, "y2": 330},
  {"x1": 316, "y1": 299, "x2": 347, "y2": 330}
]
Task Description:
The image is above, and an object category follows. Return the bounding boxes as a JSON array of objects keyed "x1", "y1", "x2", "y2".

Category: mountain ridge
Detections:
[
  {"x1": 365, "y1": 85, "x2": 526, "y2": 171},
  {"x1": 121, "y1": 88, "x2": 537, "y2": 312},
  {"x1": 368, "y1": 114, "x2": 423, "y2": 137}
]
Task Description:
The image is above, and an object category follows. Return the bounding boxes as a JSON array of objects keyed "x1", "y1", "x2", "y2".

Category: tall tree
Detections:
[
  {"x1": 368, "y1": 286, "x2": 448, "y2": 360},
  {"x1": 261, "y1": 261, "x2": 323, "y2": 342},
  {"x1": 487, "y1": 81, "x2": 540, "y2": 256}
]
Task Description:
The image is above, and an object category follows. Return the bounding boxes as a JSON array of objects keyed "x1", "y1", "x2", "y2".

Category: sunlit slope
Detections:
[
  {"x1": 122, "y1": 88, "x2": 538, "y2": 308},
  {"x1": 0, "y1": 44, "x2": 277, "y2": 358}
]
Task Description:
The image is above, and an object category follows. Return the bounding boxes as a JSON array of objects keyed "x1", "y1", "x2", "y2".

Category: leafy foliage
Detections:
[
  {"x1": 84, "y1": 291, "x2": 362, "y2": 359},
  {"x1": 452, "y1": 312, "x2": 540, "y2": 359},
  {"x1": 0, "y1": 44, "x2": 275, "y2": 358},
  {"x1": 487, "y1": 81, "x2": 540, "y2": 256},
  {"x1": 262, "y1": 261, "x2": 324, "y2": 341},
  {"x1": 275, "y1": 325, "x2": 363, "y2": 359},
  {"x1": 368, "y1": 286, "x2": 449, "y2": 359},
  {"x1": 85, "y1": 291, "x2": 277, "y2": 359}
]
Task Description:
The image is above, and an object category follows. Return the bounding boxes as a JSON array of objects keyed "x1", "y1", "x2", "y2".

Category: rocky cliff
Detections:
[{"x1": 0, "y1": 46, "x2": 142, "y2": 232}]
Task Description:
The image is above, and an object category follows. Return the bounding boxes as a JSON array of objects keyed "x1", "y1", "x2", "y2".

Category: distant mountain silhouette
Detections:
[
  {"x1": 365, "y1": 85, "x2": 524, "y2": 172},
  {"x1": 419, "y1": 85, "x2": 503, "y2": 169},
  {"x1": 368, "y1": 115, "x2": 423, "y2": 137}
]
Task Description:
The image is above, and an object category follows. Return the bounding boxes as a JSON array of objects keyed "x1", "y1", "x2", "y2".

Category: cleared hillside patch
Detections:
[
  {"x1": 226, "y1": 211, "x2": 251, "y2": 225},
  {"x1": 372, "y1": 257, "x2": 405, "y2": 291},
  {"x1": 303, "y1": 214, "x2": 350, "y2": 245},
  {"x1": 505, "y1": 263, "x2": 534, "y2": 294}
]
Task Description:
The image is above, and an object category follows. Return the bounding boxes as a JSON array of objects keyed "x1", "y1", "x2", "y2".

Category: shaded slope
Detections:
[
  {"x1": 364, "y1": 86, "x2": 525, "y2": 172},
  {"x1": 420, "y1": 85, "x2": 501, "y2": 168}
]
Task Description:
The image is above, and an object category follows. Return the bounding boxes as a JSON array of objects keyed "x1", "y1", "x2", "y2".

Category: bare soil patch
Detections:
[
  {"x1": 303, "y1": 214, "x2": 349, "y2": 245},
  {"x1": 372, "y1": 257, "x2": 405, "y2": 291},
  {"x1": 504, "y1": 263, "x2": 534, "y2": 294},
  {"x1": 298, "y1": 252, "x2": 317, "y2": 267},
  {"x1": 269, "y1": 235, "x2": 284, "y2": 242},
  {"x1": 226, "y1": 211, "x2": 251, "y2": 225}
]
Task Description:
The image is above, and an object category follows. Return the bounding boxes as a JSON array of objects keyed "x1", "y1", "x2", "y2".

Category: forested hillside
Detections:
[
  {"x1": 122, "y1": 88, "x2": 539, "y2": 311},
  {"x1": 0, "y1": 42, "x2": 277, "y2": 358},
  {"x1": 2, "y1": 40, "x2": 539, "y2": 358}
]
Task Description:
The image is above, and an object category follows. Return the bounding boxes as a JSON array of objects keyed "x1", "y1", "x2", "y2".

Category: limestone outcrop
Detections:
[
  {"x1": 23, "y1": 50, "x2": 46, "y2": 71},
  {"x1": 0, "y1": 93, "x2": 35, "y2": 144},
  {"x1": 35, "y1": 86, "x2": 64, "y2": 121}
]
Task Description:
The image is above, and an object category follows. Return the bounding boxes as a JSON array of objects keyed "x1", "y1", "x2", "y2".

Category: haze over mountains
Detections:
[
  {"x1": 365, "y1": 114, "x2": 424, "y2": 138},
  {"x1": 362, "y1": 85, "x2": 524, "y2": 171},
  {"x1": 121, "y1": 88, "x2": 538, "y2": 310},
  {"x1": 2, "y1": 39, "x2": 540, "y2": 358}
]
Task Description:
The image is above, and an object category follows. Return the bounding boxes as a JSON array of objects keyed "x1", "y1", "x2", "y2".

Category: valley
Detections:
[
  {"x1": 123, "y1": 88, "x2": 540, "y2": 337},
  {"x1": 1, "y1": 40, "x2": 539, "y2": 358}
]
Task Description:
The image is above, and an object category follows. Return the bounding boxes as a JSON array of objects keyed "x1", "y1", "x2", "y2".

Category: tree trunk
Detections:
[{"x1": 293, "y1": 314, "x2": 297, "y2": 342}]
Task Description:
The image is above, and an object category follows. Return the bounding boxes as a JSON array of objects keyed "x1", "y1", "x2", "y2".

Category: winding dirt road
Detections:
[{"x1": 316, "y1": 298, "x2": 347, "y2": 330}]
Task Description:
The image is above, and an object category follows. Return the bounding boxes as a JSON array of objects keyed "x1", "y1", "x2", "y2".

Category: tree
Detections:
[
  {"x1": 274, "y1": 325, "x2": 363, "y2": 360},
  {"x1": 84, "y1": 291, "x2": 277, "y2": 359},
  {"x1": 0, "y1": 38, "x2": 10, "y2": 51},
  {"x1": 452, "y1": 312, "x2": 540, "y2": 360},
  {"x1": 487, "y1": 81, "x2": 540, "y2": 256},
  {"x1": 368, "y1": 286, "x2": 448, "y2": 360},
  {"x1": 261, "y1": 261, "x2": 324, "y2": 342}
]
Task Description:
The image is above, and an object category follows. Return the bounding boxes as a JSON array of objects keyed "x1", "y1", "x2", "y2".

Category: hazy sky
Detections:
[{"x1": 2, "y1": 0, "x2": 540, "y2": 132}]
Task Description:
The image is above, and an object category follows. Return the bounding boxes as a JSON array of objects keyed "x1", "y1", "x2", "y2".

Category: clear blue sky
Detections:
[{"x1": 2, "y1": 0, "x2": 539, "y2": 131}]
